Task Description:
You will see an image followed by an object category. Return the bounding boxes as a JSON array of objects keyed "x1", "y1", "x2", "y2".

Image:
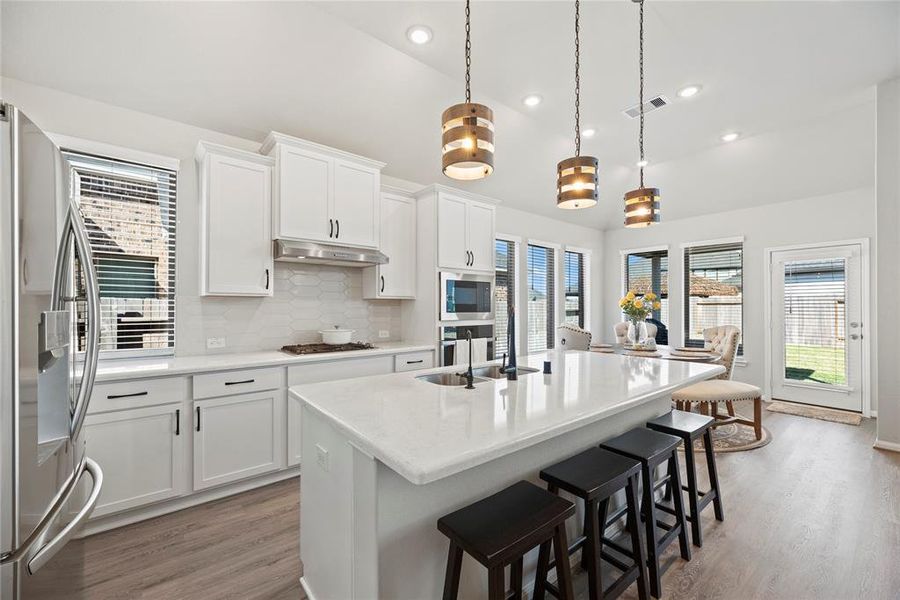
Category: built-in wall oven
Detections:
[
  {"x1": 440, "y1": 272, "x2": 494, "y2": 321},
  {"x1": 439, "y1": 323, "x2": 495, "y2": 366}
]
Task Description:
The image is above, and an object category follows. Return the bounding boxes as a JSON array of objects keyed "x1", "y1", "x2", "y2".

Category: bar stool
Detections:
[
  {"x1": 601, "y1": 429, "x2": 691, "y2": 599},
  {"x1": 646, "y1": 410, "x2": 724, "y2": 547},
  {"x1": 539, "y1": 447, "x2": 649, "y2": 600},
  {"x1": 438, "y1": 480, "x2": 576, "y2": 600}
]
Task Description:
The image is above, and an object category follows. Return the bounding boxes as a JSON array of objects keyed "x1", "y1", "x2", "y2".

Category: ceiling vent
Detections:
[{"x1": 622, "y1": 95, "x2": 669, "y2": 119}]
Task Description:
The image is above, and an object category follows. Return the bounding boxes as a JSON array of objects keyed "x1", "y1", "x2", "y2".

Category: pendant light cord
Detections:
[
  {"x1": 465, "y1": 0, "x2": 472, "y2": 103},
  {"x1": 574, "y1": 0, "x2": 581, "y2": 157},
  {"x1": 638, "y1": 0, "x2": 645, "y2": 188}
]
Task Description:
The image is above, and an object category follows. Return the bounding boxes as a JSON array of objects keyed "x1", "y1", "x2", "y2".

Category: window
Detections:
[
  {"x1": 494, "y1": 239, "x2": 517, "y2": 358},
  {"x1": 527, "y1": 243, "x2": 555, "y2": 353},
  {"x1": 683, "y1": 242, "x2": 743, "y2": 354},
  {"x1": 623, "y1": 249, "x2": 669, "y2": 327},
  {"x1": 564, "y1": 251, "x2": 586, "y2": 328},
  {"x1": 65, "y1": 150, "x2": 177, "y2": 356}
]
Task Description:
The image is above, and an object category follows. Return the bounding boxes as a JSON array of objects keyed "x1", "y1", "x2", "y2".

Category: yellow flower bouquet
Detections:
[{"x1": 619, "y1": 290, "x2": 661, "y2": 321}]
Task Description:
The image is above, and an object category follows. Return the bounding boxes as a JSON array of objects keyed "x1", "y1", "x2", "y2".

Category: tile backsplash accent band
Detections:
[{"x1": 178, "y1": 263, "x2": 402, "y2": 355}]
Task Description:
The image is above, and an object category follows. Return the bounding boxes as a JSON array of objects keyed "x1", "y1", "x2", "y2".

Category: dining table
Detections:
[{"x1": 590, "y1": 343, "x2": 723, "y2": 363}]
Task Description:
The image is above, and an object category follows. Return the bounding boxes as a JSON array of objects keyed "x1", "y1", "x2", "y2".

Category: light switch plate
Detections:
[
  {"x1": 316, "y1": 444, "x2": 329, "y2": 472},
  {"x1": 206, "y1": 337, "x2": 226, "y2": 349},
  {"x1": 378, "y1": 330, "x2": 390, "y2": 339}
]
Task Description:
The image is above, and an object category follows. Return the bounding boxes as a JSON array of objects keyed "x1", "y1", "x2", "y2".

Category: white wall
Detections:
[{"x1": 602, "y1": 187, "x2": 878, "y2": 409}]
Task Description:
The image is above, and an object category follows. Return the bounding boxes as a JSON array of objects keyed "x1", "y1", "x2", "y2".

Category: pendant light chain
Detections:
[
  {"x1": 638, "y1": 0, "x2": 645, "y2": 188},
  {"x1": 574, "y1": 0, "x2": 581, "y2": 157},
  {"x1": 465, "y1": 0, "x2": 472, "y2": 103}
]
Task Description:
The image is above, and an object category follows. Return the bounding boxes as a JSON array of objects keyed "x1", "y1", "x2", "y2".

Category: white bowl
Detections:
[{"x1": 319, "y1": 328, "x2": 355, "y2": 345}]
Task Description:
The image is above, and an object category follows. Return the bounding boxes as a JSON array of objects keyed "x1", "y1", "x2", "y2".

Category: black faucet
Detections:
[
  {"x1": 505, "y1": 304, "x2": 518, "y2": 380},
  {"x1": 463, "y1": 330, "x2": 475, "y2": 389}
]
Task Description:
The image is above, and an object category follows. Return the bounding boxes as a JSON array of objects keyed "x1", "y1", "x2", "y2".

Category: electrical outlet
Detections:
[
  {"x1": 316, "y1": 444, "x2": 329, "y2": 472},
  {"x1": 206, "y1": 337, "x2": 226, "y2": 349},
  {"x1": 378, "y1": 330, "x2": 390, "y2": 339}
]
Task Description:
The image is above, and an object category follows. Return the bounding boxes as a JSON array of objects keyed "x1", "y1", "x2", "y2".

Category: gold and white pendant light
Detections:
[
  {"x1": 624, "y1": 0, "x2": 660, "y2": 228},
  {"x1": 441, "y1": 0, "x2": 495, "y2": 180},
  {"x1": 557, "y1": 0, "x2": 598, "y2": 210}
]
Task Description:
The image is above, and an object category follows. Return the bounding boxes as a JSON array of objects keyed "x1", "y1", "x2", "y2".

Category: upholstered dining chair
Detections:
[
  {"x1": 613, "y1": 321, "x2": 658, "y2": 344},
  {"x1": 671, "y1": 326, "x2": 764, "y2": 440},
  {"x1": 558, "y1": 322, "x2": 592, "y2": 351}
]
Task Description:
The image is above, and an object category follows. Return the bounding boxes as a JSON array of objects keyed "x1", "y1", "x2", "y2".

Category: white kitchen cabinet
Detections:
[
  {"x1": 192, "y1": 390, "x2": 286, "y2": 490},
  {"x1": 437, "y1": 192, "x2": 496, "y2": 273},
  {"x1": 84, "y1": 404, "x2": 186, "y2": 517},
  {"x1": 197, "y1": 142, "x2": 274, "y2": 296},
  {"x1": 261, "y1": 132, "x2": 385, "y2": 249},
  {"x1": 363, "y1": 191, "x2": 416, "y2": 299},
  {"x1": 287, "y1": 392, "x2": 302, "y2": 467}
]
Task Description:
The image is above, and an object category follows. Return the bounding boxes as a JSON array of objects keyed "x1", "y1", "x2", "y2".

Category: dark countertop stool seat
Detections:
[
  {"x1": 540, "y1": 448, "x2": 649, "y2": 600},
  {"x1": 601, "y1": 428, "x2": 691, "y2": 599},
  {"x1": 647, "y1": 410, "x2": 724, "y2": 547},
  {"x1": 438, "y1": 480, "x2": 576, "y2": 600}
]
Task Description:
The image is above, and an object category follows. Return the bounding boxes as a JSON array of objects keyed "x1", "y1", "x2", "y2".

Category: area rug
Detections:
[
  {"x1": 681, "y1": 422, "x2": 772, "y2": 453},
  {"x1": 766, "y1": 400, "x2": 862, "y2": 425}
]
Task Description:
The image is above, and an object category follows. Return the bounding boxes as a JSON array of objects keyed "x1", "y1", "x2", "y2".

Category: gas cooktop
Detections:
[{"x1": 281, "y1": 342, "x2": 376, "y2": 355}]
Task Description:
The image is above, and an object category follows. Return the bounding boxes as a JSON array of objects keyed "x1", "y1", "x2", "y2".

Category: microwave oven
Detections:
[{"x1": 440, "y1": 272, "x2": 494, "y2": 321}]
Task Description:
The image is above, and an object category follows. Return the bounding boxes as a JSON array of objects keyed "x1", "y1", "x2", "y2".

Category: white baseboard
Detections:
[
  {"x1": 78, "y1": 467, "x2": 301, "y2": 538},
  {"x1": 873, "y1": 439, "x2": 900, "y2": 452}
]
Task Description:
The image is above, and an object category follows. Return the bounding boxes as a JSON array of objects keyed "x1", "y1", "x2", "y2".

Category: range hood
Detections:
[{"x1": 274, "y1": 240, "x2": 388, "y2": 267}]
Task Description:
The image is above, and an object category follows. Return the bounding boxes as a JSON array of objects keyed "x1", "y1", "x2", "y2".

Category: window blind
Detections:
[
  {"x1": 527, "y1": 244, "x2": 555, "y2": 353},
  {"x1": 623, "y1": 249, "x2": 668, "y2": 327},
  {"x1": 64, "y1": 150, "x2": 177, "y2": 356},
  {"x1": 564, "y1": 251, "x2": 585, "y2": 328},
  {"x1": 683, "y1": 242, "x2": 742, "y2": 353},
  {"x1": 494, "y1": 239, "x2": 517, "y2": 358}
]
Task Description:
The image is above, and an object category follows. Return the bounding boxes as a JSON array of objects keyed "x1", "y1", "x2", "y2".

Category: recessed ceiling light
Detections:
[
  {"x1": 721, "y1": 131, "x2": 740, "y2": 142},
  {"x1": 636, "y1": 159, "x2": 649, "y2": 168},
  {"x1": 522, "y1": 94, "x2": 543, "y2": 107},
  {"x1": 677, "y1": 84, "x2": 702, "y2": 98},
  {"x1": 581, "y1": 128, "x2": 596, "y2": 138},
  {"x1": 406, "y1": 25, "x2": 433, "y2": 45}
]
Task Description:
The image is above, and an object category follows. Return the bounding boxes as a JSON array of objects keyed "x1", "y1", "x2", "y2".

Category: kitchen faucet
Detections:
[
  {"x1": 502, "y1": 304, "x2": 518, "y2": 379},
  {"x1": 462, "y1": 330, "x2": 475, "y2": 389}
]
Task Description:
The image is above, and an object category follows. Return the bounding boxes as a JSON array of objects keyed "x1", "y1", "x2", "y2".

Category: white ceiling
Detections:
[{"x1": 2, "y1": 1, "x2": 898, "y2": 230}]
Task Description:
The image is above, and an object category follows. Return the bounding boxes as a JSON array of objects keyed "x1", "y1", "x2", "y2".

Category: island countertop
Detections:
[{"x1": 290, "y1": 350, "x2": 724, "y2": 485}]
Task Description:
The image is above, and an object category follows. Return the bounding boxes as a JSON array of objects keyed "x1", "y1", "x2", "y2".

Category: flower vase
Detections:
[{"x1": 626, "y1": 319, "x2": 648, "y2": 347}]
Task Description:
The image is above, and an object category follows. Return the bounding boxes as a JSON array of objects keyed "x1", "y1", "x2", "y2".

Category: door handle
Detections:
[
  {"x1": 335, "y1": 219, "x2": 340, "y2": 238},
  {"x1": 470, "y1": 251, "x2": 474, "y2": 266},
  {"x1": 380, "y1": 275, "x2": 385, "y2": 293},
  {"x1": 196, "y1": 406, "x2": 201, "y2": 431},
  {"x1": 850, "y1": 333, "x2": 861, "y2": 340},
  {"x1": 175, "y1": 409, "x2": 180, "y2": 435},
  {"x1": 224, "y1": 378, "x2": 255, "y2": 386},
  {"x1": 329, "y1": 219, "x2": 334, "y2": 238},
  {"x1": 265, "y1": 268, "x2": 270, "y2": 290},
  {"x1": 107, "y1": 391, "x2": 148, "y2": 400}
]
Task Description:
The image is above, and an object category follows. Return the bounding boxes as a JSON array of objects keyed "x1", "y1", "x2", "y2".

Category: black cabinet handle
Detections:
[
  {"x1": 175, "y1": 409, "x2": 180, "y2": 436},
  {"x1": 224, "y1": 378, "x2": 255, "y2": 386},
  {"x1": 196, "y1": 407, "x2": 201, "y2": 432},
  {"x1": 265, "y1": 268, "x2": 270, "y2": 290},
  {"x1": 335, "y1": 219, "x2": 340, "y2": 238},
  {"x1": 107, "y1": 391, "x2": 148, "y2": 400},
  {"x1": 470, "y1": 251, "x2": 474, "y2": 266},
  {"x1": 329, "y1": 219, "x2": 334, "y2": 238},
  {"x1": 380, "y1": 275, "x2": 385, "y2": 293},
  {"x1": 406, "y1": 359, "x2": 424, "y2": 364}
]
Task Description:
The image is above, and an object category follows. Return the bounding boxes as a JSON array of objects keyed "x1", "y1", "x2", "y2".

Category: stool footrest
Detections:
[{"x1": 605, "y1": 504, "x2": 629, "y2": 527}]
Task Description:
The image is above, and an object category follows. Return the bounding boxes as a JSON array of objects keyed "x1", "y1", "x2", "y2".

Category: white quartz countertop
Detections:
[
  {"x1": 91, "y1": 341, "x2": 434, "y2": 382},
  {"x1": 291, "y1": 350, "x2": 725, "y2": 485}
]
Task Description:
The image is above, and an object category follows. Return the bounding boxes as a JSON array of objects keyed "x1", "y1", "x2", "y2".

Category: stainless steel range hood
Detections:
[{"x1": 274, "y1": 240, "x2": 388, "y2": 267}]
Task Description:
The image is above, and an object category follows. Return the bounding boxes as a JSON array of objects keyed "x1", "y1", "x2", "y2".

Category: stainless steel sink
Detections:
[
  {"x1": 415, "y1": 372, "x2": 490, "y2": 386},
  {"x1": 471, "y1": 365, "x2": 541, "y2": 379}
]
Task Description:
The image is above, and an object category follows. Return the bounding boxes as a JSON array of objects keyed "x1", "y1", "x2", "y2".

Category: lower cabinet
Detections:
[
  {"x1": 193, "y1": 390, "x2": 286, "y2": 491},
  {"x1": 84, "y1": 404, "x2": 186, "y2": 518},
  {"x1": 287, "y1": 392, "x2": 302, "y2": 467}
]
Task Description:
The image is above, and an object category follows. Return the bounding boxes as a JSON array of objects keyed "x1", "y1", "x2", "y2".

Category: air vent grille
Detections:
[{"x1": 623, "y1": 95, "x2": 669, "y2": 119}]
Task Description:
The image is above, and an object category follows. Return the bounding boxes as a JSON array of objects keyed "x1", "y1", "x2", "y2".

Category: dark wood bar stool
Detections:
[
  {"x1": 646, "y1": 410, "x2": 724, "y2": 548},
  {"x1": 601, "y1": 429, "x2": 691, "y2": 599},
  {"x1": 438, "y1": 480, "x2": 576, "y2": 600},
  {"x1": 539, "y1": 448, "x2": 650, "y2": 600}
]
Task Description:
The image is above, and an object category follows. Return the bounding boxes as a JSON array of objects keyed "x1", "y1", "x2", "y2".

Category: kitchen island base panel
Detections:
[{"x1": 300, "y1": 396, "x2": 670, "y2": 599}]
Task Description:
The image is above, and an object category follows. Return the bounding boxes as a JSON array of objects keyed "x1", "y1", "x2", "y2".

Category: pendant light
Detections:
[
  {"x1": 624, "y1": 0, "x2": 660, "y2": 227},
  {"x1": 441, "y1": 0, "x2": 494, "y2": 180},
  {"x1": 557, "y1": 0, "x2": 598, "y2": 210}
]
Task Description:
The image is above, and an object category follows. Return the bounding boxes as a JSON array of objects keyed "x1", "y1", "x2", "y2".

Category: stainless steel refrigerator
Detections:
[{"x1": 1, "y1": 103, "x2": 104, "y2": 598}]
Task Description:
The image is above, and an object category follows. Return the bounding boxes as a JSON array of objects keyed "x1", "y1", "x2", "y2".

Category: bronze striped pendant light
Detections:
[{"x1": 441, "y1": 0, "x2": 495, "y2": 180}]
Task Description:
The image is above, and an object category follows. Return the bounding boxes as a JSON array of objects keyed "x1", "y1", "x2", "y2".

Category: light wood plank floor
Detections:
[{"x1": 27, "y1": 411, "x2": 900, "y2": 599}]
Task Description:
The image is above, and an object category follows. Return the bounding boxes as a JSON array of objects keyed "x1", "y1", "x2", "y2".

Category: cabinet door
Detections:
[
  {"x1": 379, "y1": 194, "x2": 416, "y2": 298},
  {"x1": 84, "y1": 404, "x2": 186, "y2": 517},
  {"x1": 332, "y1": 159, "x2": 379, "y2": 248},
  {"x1": 287, "y1": 392, "x2": 302, "y2": 467},
  {"x1": 467, "y1": 202, "x2": 496, "y2": 273},
  {"x1": 437, "y1": 194, "x2": 470, "y2": 270},
  {"x1": 205, "y1": 153, "x2": 273, "y2": 296},
  {"x1": 277, "y1": 145, "x2": 331, "y2": 242},
  {"x1": 193, "y1": 390, "x2": 286, "y2": 490}
]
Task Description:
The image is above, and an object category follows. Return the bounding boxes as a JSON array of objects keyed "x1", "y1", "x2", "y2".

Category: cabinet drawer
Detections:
[
  {"x1": 288, "y1": 355, "x2": 393, "y2": 386},
  {"x1": 394, "y1": 351, "x2": 434, "y2": 372},
  {"x1": 90, "y1": 377, "x2": 188, "y2": 414},
  {"x1": 193, "y1": 367, "x2": 284, "y2": 400}
]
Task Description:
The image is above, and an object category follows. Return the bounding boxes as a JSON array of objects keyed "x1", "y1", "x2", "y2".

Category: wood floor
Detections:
[{"x1": 27, "y1": 410, "x2": 900, "y2": 600}]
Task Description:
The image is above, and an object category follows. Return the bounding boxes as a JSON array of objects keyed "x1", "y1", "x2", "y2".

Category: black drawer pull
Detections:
[
  {"x1": 224, "y1": 379, "x2": 255, "y2": 386},
  {"x1": 196, "y1": 407, "x2": 201, "y2": 432},
  {"x1": 175, "y1": 409, "x2": 180, "y2": 436},
  {"x1": 107, "y1": 391, "x2": 148, "y2": 400},
  {"x1": 406, "y1": 359, "x2": 424, "y2": 364}
]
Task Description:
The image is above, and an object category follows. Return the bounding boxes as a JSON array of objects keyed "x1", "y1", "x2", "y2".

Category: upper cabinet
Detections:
[
  {"x1": 196, "y1": 142, "x2": 274, "y2": 297},
  {"x1": 261, "y1": 133, "x2": 384, "y2": 249},
  {"x1": 435, "y1": 190, "x2": 496, "y2": 274},
  {"x1": 363, "y1": 190, "x2": 417, "y2": 299}
]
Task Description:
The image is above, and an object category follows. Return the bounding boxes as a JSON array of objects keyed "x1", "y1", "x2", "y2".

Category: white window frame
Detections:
[
  {"x1": 524, "y1": 238, "x2": 562, "y2": 355},
  {"x1": 564, "y1": 245, "x2": 592, "y2": 333},
  {"x1": 495, "y1": 233, "x2": 522, "y2": 359}
]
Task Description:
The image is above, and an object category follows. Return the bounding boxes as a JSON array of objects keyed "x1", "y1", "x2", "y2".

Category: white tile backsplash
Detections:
[{"x1": 177, "y1": 263, "x2": 402, "y2": 355}]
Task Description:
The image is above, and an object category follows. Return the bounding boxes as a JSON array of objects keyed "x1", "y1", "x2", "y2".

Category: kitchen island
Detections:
[{"x1": 291, "y1": 350, "x2": 724, "y2": 600}]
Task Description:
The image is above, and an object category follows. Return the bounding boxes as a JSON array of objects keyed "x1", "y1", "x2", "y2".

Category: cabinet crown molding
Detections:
[
  {"x1": 413, "y1": 183, "x2": 502, "y2": 206},
  {"x1": 259, "y1": 131, "x2": 386, "y2": 170},
  {"x1": 195, "y1": 140, "x2": 274, "y2": 166}
]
